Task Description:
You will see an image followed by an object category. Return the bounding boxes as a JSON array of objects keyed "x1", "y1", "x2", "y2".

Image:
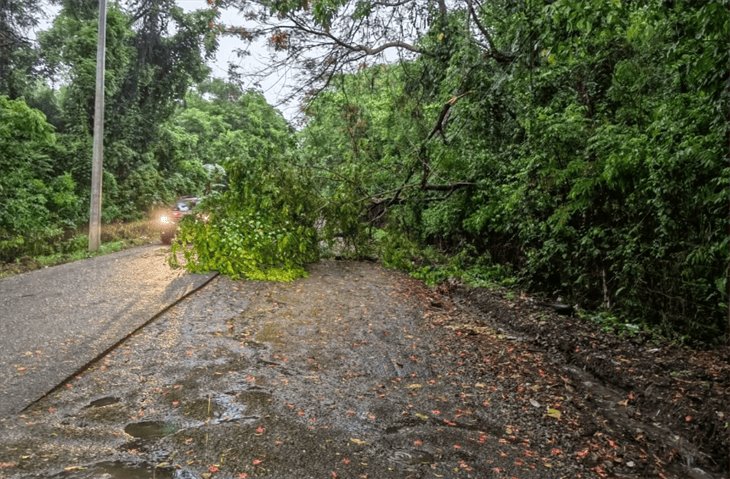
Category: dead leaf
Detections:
[
  {"x1": 546, "y1": 408, "x2": 562, "y2": 420},
  {"x1": 350, "y1": 438, "x2": 368, "y2": 446}
]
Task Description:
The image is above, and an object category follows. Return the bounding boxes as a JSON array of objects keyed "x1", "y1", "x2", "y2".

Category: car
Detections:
[{"x1": 158, "y1": 196, "x2": 199, "y2": 245}]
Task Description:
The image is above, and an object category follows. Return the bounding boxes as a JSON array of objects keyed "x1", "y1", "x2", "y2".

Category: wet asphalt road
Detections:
[{"x1": 0, "y1": 244, "x2": 215, "y2": 418}]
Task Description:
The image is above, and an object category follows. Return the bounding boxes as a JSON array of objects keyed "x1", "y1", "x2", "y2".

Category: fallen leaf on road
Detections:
[
  {"x1": 350, "y1": 438, "x2": 367, "y2": 446},
  {"x1": 546, "y1": 408, "x2": 561, "y2": 420}
]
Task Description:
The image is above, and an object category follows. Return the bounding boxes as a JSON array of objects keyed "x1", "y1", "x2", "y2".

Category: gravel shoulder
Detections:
[{"x1": 0, "y1": 260, "x2": 726, "y2": 479}]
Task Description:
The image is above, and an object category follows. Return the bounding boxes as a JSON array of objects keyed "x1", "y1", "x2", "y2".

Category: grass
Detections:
[{"x1": 0, "y1": 220, "x2": 160, "y2": 279}]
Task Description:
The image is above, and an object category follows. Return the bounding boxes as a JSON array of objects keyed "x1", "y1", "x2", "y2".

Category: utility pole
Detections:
[{"x1": 89, "y1": 0, "x2": 107, "y2": 252}]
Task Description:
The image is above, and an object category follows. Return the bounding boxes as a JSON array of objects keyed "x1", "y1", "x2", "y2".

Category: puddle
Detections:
[
  {"x1": 56, "y1": 461, "x2": 175, "y2": 478},
  {"x1": 237, "y1": 390, "x2": 273, "y2": 412},
  {"x1": 390, "y1": 449, "x2": 435, "y2": 465},
  {"x1": 86, "y1": 396, "x2": 121, "y2": 408},
  {"x1": 256, "y1": 322, "x2": 283, "y2": 343},
  {"x1": 182, "y1": 394, "x2": 254, "y2": 424},
  {"x1": 124, "y1": 421, "x2": 179, "y2": 439}
]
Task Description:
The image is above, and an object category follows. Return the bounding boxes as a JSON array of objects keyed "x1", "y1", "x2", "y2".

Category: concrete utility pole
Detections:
[{"x1": 89, "y1": 0, "x2": 107, "y2": 252}]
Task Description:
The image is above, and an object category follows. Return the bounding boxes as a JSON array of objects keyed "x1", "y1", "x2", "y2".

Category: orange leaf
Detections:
[
  {"x1": 252, "y1": 459, "x2": 263, "y2": 466},
  {"x1": 592, "y1": 465, "x2": 608, "y2": 478},
  {"x1": 208, "y1": 465, "x2": 220, "y2": 473}
]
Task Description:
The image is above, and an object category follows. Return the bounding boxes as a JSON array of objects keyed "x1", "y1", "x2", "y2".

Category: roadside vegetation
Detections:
[{"x1": 1, "y1": 0, "x2": 727, "y2": 344}]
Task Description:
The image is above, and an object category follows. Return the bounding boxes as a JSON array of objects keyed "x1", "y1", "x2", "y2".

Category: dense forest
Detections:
[{"x1": 1, "y1": 0, "x2": 728, "y2": 343}]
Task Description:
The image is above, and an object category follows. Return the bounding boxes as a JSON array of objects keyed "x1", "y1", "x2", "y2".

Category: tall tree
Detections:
[{"x1": 0, "y1": 0, "x2": 44, "y2": 97}]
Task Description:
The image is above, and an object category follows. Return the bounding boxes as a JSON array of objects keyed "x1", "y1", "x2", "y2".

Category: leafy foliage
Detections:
[
  {"x1": 170, "y1": 87, "x2": 318, "y2": 281},
  {"x1": 0, "y1": 96, "x2": 80, "y2": 260},
  {"x1": 300, "y1": 0, "x2": 729, "y2": 342}
]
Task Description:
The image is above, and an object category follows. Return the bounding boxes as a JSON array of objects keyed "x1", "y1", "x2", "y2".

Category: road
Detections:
[
  {"x1": 0, "y1": 244, "x2": 215, "y2": 418},
  {"x1": 0, "y1": 260, "x2": 724, "y2": 478}
]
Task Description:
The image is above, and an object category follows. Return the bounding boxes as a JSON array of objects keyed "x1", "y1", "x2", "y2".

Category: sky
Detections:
[
  {"x1": 177, "y1": 1, "x2": 300, "y2": 121},
  {"x1": 35, "y1": 1, "x2": 299, "y2": 121}
]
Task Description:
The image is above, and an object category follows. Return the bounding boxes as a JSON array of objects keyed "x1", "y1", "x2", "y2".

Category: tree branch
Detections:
[
  {"x1": 284, "y1": 15, "x2": 422, "y2": 56},
  {"x1": 428, "y1": 92, "x2": 471, "y2": 142},
  {"x1": 465, "y1": 0, "x2": 514, "y2": 64}
]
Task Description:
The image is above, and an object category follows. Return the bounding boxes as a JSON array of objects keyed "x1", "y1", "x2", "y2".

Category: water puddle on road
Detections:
[
  {"x1": 256, "y1": 322, "x2": 284, "y2": 344},
  {"x1": 86, "y1": 396, "x2": 121, "y2": 408},
  {"x1": 56, "y1": 461, "x2": 174, "y2": 479},
  {"x1": 124, "y1": 421, "x2": 179, "y2": 439},
  {"x1": 390, "y1": 449, "x2": 436, "y2": 466},
  {"x1": 182, "y1": 394, "x2": 255, "y2": 424},
  {"x1": 236, "y1": 389, "x2": 273, "y2": 412}
]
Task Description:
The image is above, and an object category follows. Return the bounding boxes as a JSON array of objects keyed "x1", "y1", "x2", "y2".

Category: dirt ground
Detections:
[{"x1": 0, "y1": 260, "x2": 727, "y2": 479}]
